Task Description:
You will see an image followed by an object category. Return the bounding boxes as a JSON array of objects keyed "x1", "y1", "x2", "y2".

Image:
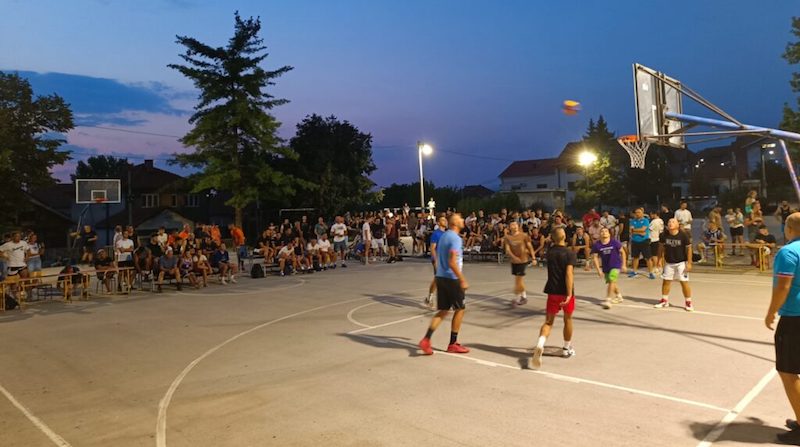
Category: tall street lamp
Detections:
[
  {"x1": 578, "y1": 151, "x2": 598, "y2": 187},
  {"x1": 418, "y1": 141, "x2": 433, "y2": 213},
  {"x1": 761, "y1": 142, "x2": 776, "y2": 199}
]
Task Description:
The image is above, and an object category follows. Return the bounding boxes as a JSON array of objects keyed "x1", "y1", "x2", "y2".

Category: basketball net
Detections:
[{"x1": 618, "y1": 135, "x2": 650, "y2": 169}]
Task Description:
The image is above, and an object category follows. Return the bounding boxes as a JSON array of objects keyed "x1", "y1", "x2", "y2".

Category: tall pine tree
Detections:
[
  {"x1": 169, "y1": 12, "x2": 302, "y2": 225},
  {"x1": 783, "y1": 17, "x2": 800, "y2": 146}
]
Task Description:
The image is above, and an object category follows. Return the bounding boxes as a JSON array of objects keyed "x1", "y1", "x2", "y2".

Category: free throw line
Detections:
[{"x1": 0, "y1": 382, "x2": 72, "y2": 447}]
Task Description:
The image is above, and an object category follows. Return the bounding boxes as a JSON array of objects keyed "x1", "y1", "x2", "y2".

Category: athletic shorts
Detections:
[
  {"x1": 546, "y1": 294, "x2": 575, "y2": 315},
  {"x1": 387, "y1": 238, "x2": 398, "y2": 247},
  {"x1": 604, "y1": 268, "x2": 620, "y2": 283},
  {"x1": 436, "y1": 277, "x2": 465, "y2": 311},
  {"x1": 118, "y1": 260, "x2": 134, "y2": 268},
  {"x1": 511, "y1": 263, "x2": 527, "y2": 276},
  {"x1": 776, "y1": 316, "x2": 800, "y2": 373},
  {"x1": 333, "y1": 241, "x2": 347, "y2": 252},
  {"x1": 631, "y1": 241, "x2": 651, "y2": 259},
  {"x1": 662, "y1": 262, "x2": 689, "y2": 282},
  {"x1": 650, "y1": 241, "x2": 661, "y2": 256},
  {"x1": 731, "y1": 226, "x2": 744, "y2": 237}
]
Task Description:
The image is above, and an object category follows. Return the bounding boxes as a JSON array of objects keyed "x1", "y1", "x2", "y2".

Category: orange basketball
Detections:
[{"x1": 562, "y1": 100, "x2": 581, "y2": 115}]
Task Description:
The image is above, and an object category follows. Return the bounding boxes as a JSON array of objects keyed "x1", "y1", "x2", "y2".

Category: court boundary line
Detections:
[
  {"x1": 695, "y1": 368, "x2": 777, "y2": 447},
  {"x1": 0, "y1": 382, "x2": 72, "y2": 447}
]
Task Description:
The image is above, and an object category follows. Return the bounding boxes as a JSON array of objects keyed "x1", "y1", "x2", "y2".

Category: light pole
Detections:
[
  {"x1": 761, "y1": 142, "x2": 776, "y2": 199},
  {"x1": 417, "y1": 141, "x2": 433, "y2": 214}
]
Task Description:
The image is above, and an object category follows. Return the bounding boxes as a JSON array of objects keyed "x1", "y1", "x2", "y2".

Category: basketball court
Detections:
[{"x1": 0, "y1": 259, "x2": 786, "y2": 446}]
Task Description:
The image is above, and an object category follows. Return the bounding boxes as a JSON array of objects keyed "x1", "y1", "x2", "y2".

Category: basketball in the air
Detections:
[{"x1": 562, "y1": 100, "x2": 581, "y2": 115}]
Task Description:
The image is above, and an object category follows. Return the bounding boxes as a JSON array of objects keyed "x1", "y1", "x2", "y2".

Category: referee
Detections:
[{"x1": 766, "y1": 212, "x2": 800, "y2": 445}]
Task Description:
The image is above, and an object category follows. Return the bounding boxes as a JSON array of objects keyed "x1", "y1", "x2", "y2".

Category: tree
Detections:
[
  {"x1": 287, "y1": 115, "x2": 376, "y2": 215},
  {"x1": 0, "y1": 72, "x2": 73, "y2": 226},
  {"x1": 782, "y1": 17, "x2": 800, "y2": 139},
  {"x1": 574, "y1": 116, "x2": 628, "y2": 208},
  {"x1": 71, "y1": 155, "x2": 131, "y2": 181},
  {"x1": 169, "y1": 12, "x2": 301, "y2": 226}
]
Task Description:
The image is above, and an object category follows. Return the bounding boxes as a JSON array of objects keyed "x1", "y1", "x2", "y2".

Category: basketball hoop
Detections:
[
  {"x1": 618, "y1": 135, "x2": 651, "y2": 169},
  {"x1": 94, "y1": 197, "x2": 107, "y2": 205}
]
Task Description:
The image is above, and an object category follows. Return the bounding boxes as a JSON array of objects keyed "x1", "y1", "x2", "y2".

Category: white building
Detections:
[{"x1": 498, "y1": 142, "x2": 586, "y2": 209}]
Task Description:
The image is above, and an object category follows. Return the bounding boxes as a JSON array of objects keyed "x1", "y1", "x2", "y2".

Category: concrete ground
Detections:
[{"x1": 0, "y1": 258, "x2": 789, "y2": 447}]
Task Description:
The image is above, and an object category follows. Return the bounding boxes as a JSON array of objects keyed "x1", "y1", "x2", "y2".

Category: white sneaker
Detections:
[
  {"x1": 230, "y1": 276, "x2": 237, "y2": 284},
  {"x1": 602, "y1": 299, "x2": 612, "y2": 309},
  {"x1": 221, "y1": 278, "x2": 227, "y2": 285},
  {"x1": 513, "y1": 296, "x2": 528, "y2": 306},
  {"x1": 685, "y1": 300, "x2": 694, "y2": 312},
  {"x1": 562, "y1": 346, "x2": 576, "y2": 358},
  {"x1": 654, "y1": 299, "x2": 669, "y2": 309},
  {"x1": 611, "y1": 294, "x2": 624, "y2": 304},
  {"x1": 530, "y1": 346, "x2": 544, "y2": 370}
]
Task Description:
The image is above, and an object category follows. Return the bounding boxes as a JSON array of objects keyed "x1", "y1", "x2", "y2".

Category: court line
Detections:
[
  {"x1": 593, "y1": 301, "x2": 762, "y2": 321},
  {"x1": 0, "y1": 383, "x2": 72, "y2": 447},
  {"x1": 346, "y1": 294, "x2": 509, "y2": 335},
  {"x1": 696, "y1": 368, "x2": 778, "y2": 447},
  {"x1": 355, "y1": 334, "x2": 730, "y2": 414},
  {"x1": 346, "y1": 303, "x2": 378, "y2": 328}
]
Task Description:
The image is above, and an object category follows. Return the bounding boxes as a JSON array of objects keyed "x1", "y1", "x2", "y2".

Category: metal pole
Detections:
[
  {"x1": 761, "y1": 148, "x2": 767, "y2": 199},
  {"x1": 778, "y1": 139, "x2": 800, "y2": 205},
  {"x1": 418, "y1": 142, "x2": 425, "y2": 215}
]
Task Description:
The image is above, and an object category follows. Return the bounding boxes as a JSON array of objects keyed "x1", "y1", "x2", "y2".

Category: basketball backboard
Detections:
[
  {"x1": 75, "y1": 179, "x2": 122, "y2": 204},
  {"x1": 633, "y1": 64, "x2": 684, "y2": 148}
]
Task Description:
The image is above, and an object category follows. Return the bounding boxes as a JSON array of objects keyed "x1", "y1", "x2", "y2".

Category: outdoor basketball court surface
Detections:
[{"x1": 0, "y1": 259, "x2": 787, "y2": 446}]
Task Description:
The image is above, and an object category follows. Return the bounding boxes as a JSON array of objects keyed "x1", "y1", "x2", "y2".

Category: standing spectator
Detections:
[
  {"x1": 726, "y1": 208, "x2": 745, "y2": 256},
  {"x1": 314, "y1": 217, "x2": 329, "y2": 240},
  {"x1": 210, "y1": 224, "x2": 222, "y2": 246},
  {"x1": 72, "y1": 224, "x2": 98, "y2": 264},
  {"x1": 362, "y1": 216, "x2": 373, "y2": 264},
  {"x1": 112, "y1": 225, "x2": 123, "y2": 249},
  {"x1": 386, "y1": 215, "x2": 400, "y2": 263},
  {"x1": 744, "y1": 190, "x2": 758, "y2": 216},
  {"x1": 228, "y1": 223, "x2": 247, "y2": 271},
  {"x1": 115, "y1": 230, "x2": 135, "y2": 291},
  {"x1": 403, "y1": 202, "x2": 410, "y2": 217},
  {"x1": 749, "y1": 201, "x2": 765, "y2": 243},
  {"x1": 582, "y1": 208, "x2": 600, "y2": 229},
  {"x1": 26, "y1": 233, "x2": 44, "y2": 274},
  {"x1": 617, "y1": 211, "x2": 630, "y2": 245},
  {"x1": 659, "y1": 204, "x2": 672, "y2": 223},
  {"x1": 178, "y1": 223, "x2": 192, "y2": 240},
  {"x1": 0, "y1": 232, "x2": 30, "y2": 279},
  {"x1": 776, "y1": 200, "x2": 794, "y2": 242},
  {"x1": 330, "y1": 216, "x2": 349, "y2": 268},
  {"x1": 371, "y1": 216, "x2": 386, "y2": 260},
  {"x1": 674, "y1": 201, "x2": 693, "y2": 235},
  {"x1": 629, "y1": 208, "x2": 655, "y2": 279},
  {"x1": 587, "y1": 218, "x2": 602, "y2": 245},
  {"x1": 764, "y1": 213, "x2": 800, "y2": 446},
  {"x1": 156, "y1": 226, "x2": 168, "y2": 249},
  {"x1": 427, "y1": 197, "x2": 436, "y2": 216},
  {"x1": 649, "y1": 211, "x2": 665, "y2": 274}
]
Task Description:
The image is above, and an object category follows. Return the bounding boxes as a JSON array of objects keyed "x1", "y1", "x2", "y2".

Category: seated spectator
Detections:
[
  {"x1": 697, "y1": 221, "x2": 726, "y2": 263},
  {"x1": 256, "y1": 229, "x2": 275, "y2": 263},
  {"x1": 277, "y1": 240, "x2": 296, "y2": 276},
  {"x1": 306, "y1": 236, "x2": 322, "y2": 270},
  {"x1": 178, "y1": 223, "x2": 192, "y2": 241},
  {"x1": 57, "y1": 263, "x2": 83, "y2": 297},
  {"x1": 93, "y1": 249, "x2": 117, "y2": 294},
  {"x1": 209, "y1": 243, "x2": 238, "y2": 284},
  {"x1": 571, "y1": 226, "x2": 591, "y2": 271},
  {"x1": 192, "y1": 248, "x2": 211, "y2": 287},
  {"x1": 157, "y1": 248, "x2": 182, "y2": 292},
  {"x1": 318, "y1": 233, "x2": 335, "y2": 269},
  {"x1": 179, "y1": 250, "x2": 200, "y2": 289},
  {"x1": 749, "y1": 224, "x2": 777, "y2": 268},
  {"x1": 156, "y1": 226, "x2": 168, "y2": 249},
  {"x1": 293, "y1": 237, "x2": 312, "y2": 272}
]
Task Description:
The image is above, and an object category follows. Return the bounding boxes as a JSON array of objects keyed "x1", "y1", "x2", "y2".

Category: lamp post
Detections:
[
  {"x1": 417, "y1": 141, "x2": 433, "y2": 214},
  {"x1": 761, "y1": 142, "x2": 776, "y2": 199}
]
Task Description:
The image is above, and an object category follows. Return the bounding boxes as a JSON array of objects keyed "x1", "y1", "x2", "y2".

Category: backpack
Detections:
[
  {"x1": 250, "y1": 263, "x2": 265, "y2": 278},
  {"x1": 5, "y1": 296, "x2": 19, "y2": 310}
]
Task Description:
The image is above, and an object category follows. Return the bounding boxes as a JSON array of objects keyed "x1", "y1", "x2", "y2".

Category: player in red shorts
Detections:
[{"x1": 530, "y1": 227, "x2": 576, "y2": 369}]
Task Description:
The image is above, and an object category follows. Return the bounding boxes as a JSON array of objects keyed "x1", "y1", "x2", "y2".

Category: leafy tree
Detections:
[
  {"x1": 71, "y1": 155, "x2": 131, "y2": 181},
  {"x1": 575, "y1": 116, "x2": 627, "y2": 207},
  {"x1": 0, "y1": 72, "x2": 73, "y2": 226},
  {"x1": 753, "y1": 160, "x2": 792, "y2": 203},
  {"x1": 782, "y1": 17, "x2": 800, "y2": 141},
  {"x1": 168, "y1": 12, "x2": 301, "y2": 226},
  {"x1": 288, "y1": 115, "x2": 376, "y2": 215}
]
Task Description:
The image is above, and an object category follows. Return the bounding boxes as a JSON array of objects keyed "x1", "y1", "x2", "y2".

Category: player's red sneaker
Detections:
[
  {"x1": 446, "y1": 343, "x2": 470, "y2": 354},
  {"x1": 418, "y1": 338, "x2": 433, "y2": 355}
]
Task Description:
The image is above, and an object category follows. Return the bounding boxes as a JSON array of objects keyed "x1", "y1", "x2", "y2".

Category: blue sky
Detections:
[{"x1": 1, "y1": 0, "x2": 797, "y2": 188}]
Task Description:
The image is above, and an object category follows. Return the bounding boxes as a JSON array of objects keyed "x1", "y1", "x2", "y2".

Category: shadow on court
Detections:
[
  {"x1": 466, "y1": 342, "x2": 565, "y2": 369},
  {"x1": 339, "y1": 333, "x2": 423, "y2": 357},
  {"x1": 688, "y1": 417, "x2": 785, "y2": 444}
]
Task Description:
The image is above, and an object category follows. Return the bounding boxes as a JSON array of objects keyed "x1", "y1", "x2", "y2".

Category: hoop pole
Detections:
[
  {"x1": 778, "y1": 139, "x2": 800, "y2": 206},
  {"x1": 665, "y1": 112, "x2": 800, "y2": 142}
]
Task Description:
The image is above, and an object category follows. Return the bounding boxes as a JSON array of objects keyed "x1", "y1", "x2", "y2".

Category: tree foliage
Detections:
[
  {"x1": 0, "y1": 72, "x2": 73, "y2": 226},
  {"x1": 72, "y1": 155, "x2": 130, "y2": 181},
  {"x1": 287, "y1": 115, "x2": 377, "y2": 215},
  {"x1": 783, "y1": 16, "x2": 800, "y2": 140},
  {"x1": 168, "y1": 12, "x2": 301, "y2": 225}
]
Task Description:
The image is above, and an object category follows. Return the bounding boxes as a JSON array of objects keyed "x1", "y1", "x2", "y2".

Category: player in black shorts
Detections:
[{"x1": 419, "y1": 214, "x2": 469, "y2": 355}]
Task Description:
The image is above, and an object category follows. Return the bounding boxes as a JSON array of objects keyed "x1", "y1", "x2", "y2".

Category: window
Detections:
[
  {"x1": 186, "y1": 194, "x2": 200, "y2": 208},
  {"x1": 536, "y1": 184, "x2": 548, "y2": 189},
  {"x1": 143, "y1": 194, "x2": 159, "y2": 208},
  {"x1": 171, "y1": 194, "x2": 179, "y2": 207}
]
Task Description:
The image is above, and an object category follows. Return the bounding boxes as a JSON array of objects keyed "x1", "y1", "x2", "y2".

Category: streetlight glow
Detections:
[
  {"x1": 578, "y1": 151, "x2": 597, "y2": 167},
  {"x1": 417, "y1": 141, "x2": 434, "y2": 215}
]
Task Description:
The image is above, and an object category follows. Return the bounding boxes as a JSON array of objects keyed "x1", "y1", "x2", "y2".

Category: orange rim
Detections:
[{"x1": 618, "y1": 135, "x2": 639, "y2": 143}]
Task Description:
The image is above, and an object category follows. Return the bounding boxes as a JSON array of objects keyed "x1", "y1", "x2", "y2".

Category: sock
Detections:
[
  {"x1": 521, "y1": 291, "x2": 527, "y2": 298},
  {"x1": 424, "y1": 328, "x2": 434, "y2": 339},
  {"x1": 564, "y1": 340, "x2": 572, "y2": 349},
  {"x1": 685, "y1": 297, "x2": 692, "y2": 303},
  {"x1": 449, "y1": 332, "x2": 458, "y2": 345},
  {"x1": 536, "y1": 335, "x2": 546, "y2": 349},
  {"x1": 661, "y1": 295, "x2": 669, "y2": 301},
  {"x1": 429, "y1": 293, "x2": 435, "y2": 300}
]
